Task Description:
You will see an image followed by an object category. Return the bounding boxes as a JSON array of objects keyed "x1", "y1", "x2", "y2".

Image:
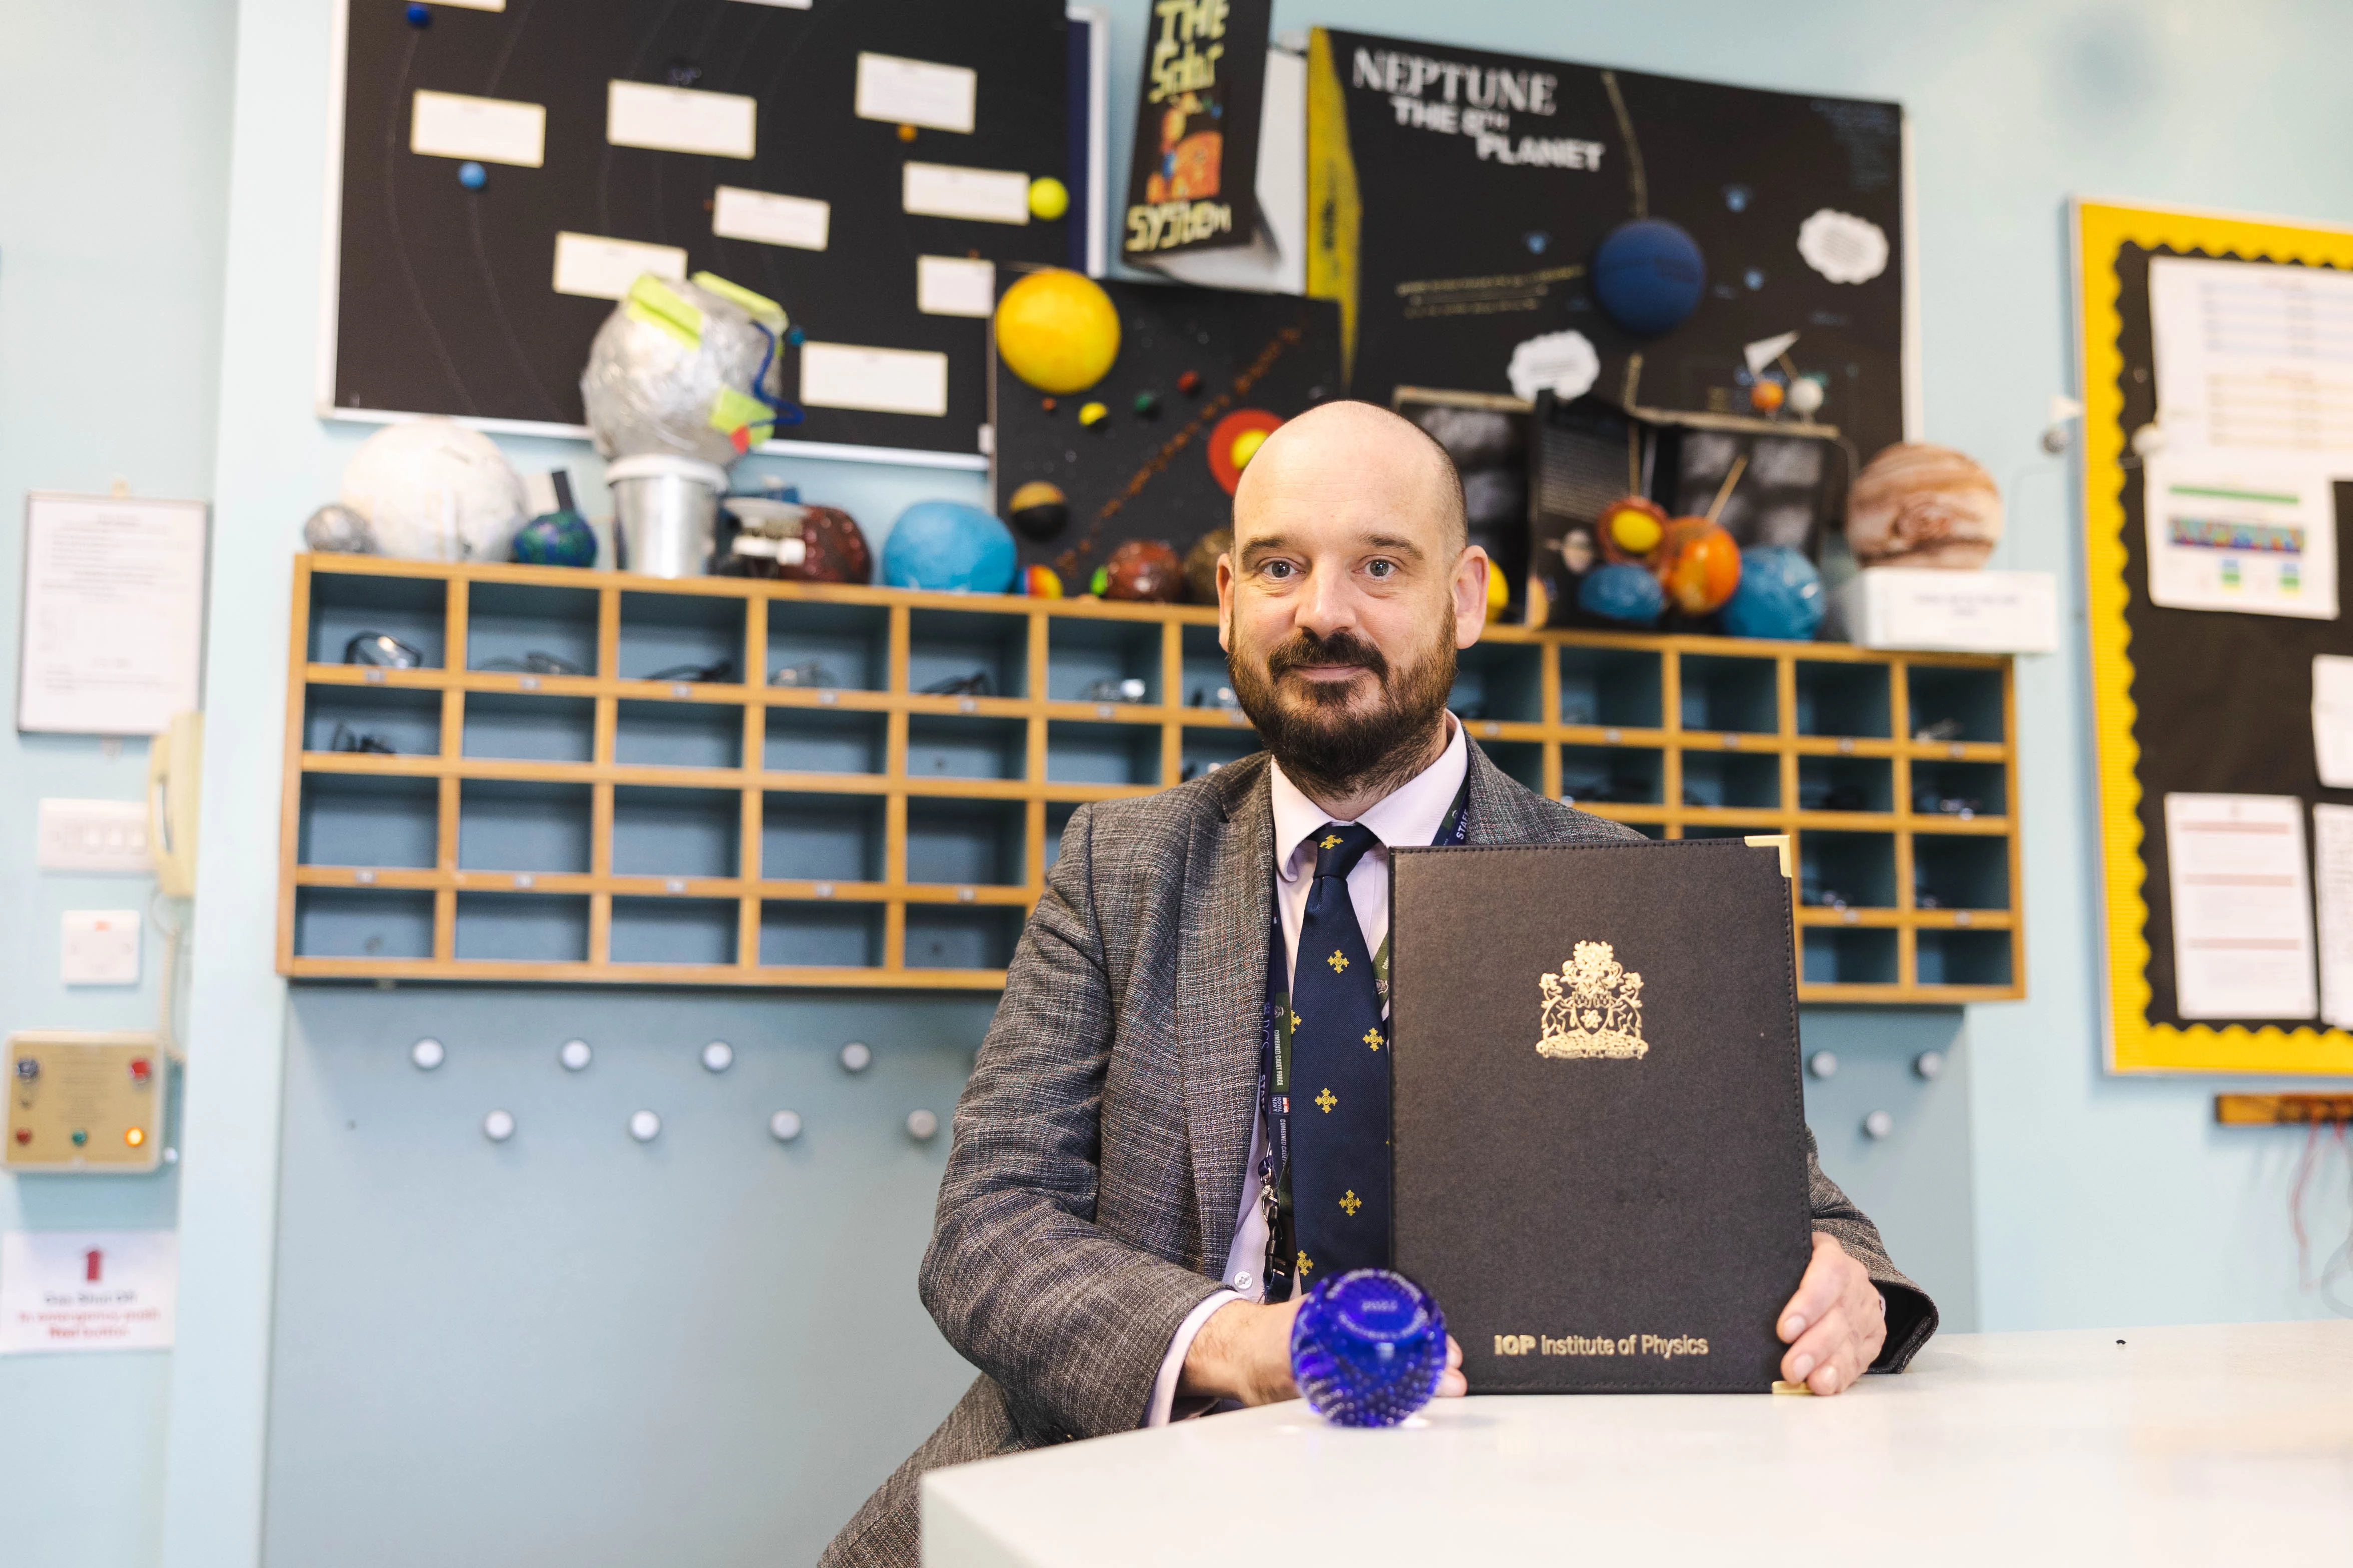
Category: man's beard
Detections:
[{"x1": 1229, "y1": 616, "x2": 1457, "y2": 805}]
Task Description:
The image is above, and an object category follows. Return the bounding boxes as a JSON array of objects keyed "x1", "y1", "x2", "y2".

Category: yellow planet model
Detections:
[
  {"x1": 1229, "y1": 427, "x2": 1268, "y2": 471},
  {"x1": 994, "y1": 269, "x2": 1121, "y2": 395},
  {"x1": 1027, "y1": 177, "x2": 1070, "y2": 221}
]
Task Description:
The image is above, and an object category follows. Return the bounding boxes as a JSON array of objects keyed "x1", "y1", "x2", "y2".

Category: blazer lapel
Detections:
[
  {"x1": 1463, "y1": 739, "x2": 1550, "y2": 845},
  {"x1": 1176, "y1": 758, "x2": 1274, "y2": 1273}
]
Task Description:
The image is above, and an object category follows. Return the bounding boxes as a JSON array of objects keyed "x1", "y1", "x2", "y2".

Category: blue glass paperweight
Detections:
[{"x1": 1289, "y1": 1268, "x2": 1448, "y2": 1427}]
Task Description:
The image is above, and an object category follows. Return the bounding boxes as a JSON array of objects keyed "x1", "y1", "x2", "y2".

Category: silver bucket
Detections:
[{"x1": 608, "y1": 455, "x2": 729, "y2": 578}]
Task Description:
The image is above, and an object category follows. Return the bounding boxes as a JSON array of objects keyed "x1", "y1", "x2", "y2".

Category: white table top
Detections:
[{"x1": 922, "y1": 1320, "x2": 2353, "y2": 1565}]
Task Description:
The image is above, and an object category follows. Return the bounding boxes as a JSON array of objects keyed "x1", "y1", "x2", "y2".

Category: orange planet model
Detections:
[
  {"x1": 1208, "y1": 408, "x2": 1285, "y2": 495},
  {"x1": 1597, "y1": 495, "x2": 1668, "y2": 563},
  {"x1": 1656, "y1": 518, "x2": 1743, "y2": 614}
]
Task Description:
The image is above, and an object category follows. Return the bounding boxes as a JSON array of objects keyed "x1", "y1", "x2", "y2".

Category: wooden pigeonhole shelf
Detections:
[{"x1": 279, "y1": 554, "x2": 2024, "y2": 1003}]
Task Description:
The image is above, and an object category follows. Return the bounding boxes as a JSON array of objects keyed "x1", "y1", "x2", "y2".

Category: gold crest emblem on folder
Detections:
[{"x1": 1537, "y1": 941, "x2": 1647, "y2": 1060}]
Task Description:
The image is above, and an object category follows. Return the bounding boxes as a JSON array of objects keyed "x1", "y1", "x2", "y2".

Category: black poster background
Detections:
[
  {"x1": 1322, "y1": 30, "x2": 1907, "y2": 465},
  {"x1": 2109, "y1": 243, "x2": 2353, "y2": 1030},
  {"x1": 1120, "y1": 0, "x2": 1270, "y2": 262}
]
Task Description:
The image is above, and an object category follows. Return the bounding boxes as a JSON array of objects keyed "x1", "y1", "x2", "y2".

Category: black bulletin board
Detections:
[
  {"x1": 323, "y1": 0, "x2": 1090, "y2": 464},
  {"x1": 2079, "y1": 199, "x2": 2353, "y2": 1074}
]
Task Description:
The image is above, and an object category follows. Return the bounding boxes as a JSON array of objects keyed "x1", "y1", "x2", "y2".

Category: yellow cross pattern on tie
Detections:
[
  {"x1": 1339, "y1": 1190, "x2": 1362, "y2": 1217},
  {"x1": 1363, "y1": 1028, "x2": 1383, "y2": 1050},
  {"x1": 1327, "y1": 950, "x2": 1349, "y2": 973},
  {"x1": 1297, "y1": 1251, "x2": 1313, "y2": 1275},
  {"x1": 1314, "y1": 1087, "x2": 1337, "y2": 1113},
  {"x1": 1320, "y1": 833, "x2": 1343, "y2": 849},
  {"x1": 1290, "y1": 1010, "x2": 1302, "y2": 1033}
]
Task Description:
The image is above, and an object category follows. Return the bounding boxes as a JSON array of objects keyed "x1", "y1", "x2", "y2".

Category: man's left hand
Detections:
[{"x1": 1776, "y1": 1232, "x2": 1885, "y2": 1395}]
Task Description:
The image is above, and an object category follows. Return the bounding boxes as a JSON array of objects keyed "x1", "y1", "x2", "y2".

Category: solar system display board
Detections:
[
  {"x1": 2078, "y1": 199, "x2": 2353, "y2": 1075},
  {"x1": 322, "y1": 0, "x2": 1100, "y2": 466},
  {"x1": 988, "y1": 279, "x2": 1343, "y2": 584},
  {"x1": 1303, "y1": 28, "x2": 1910, "y2": 466}
]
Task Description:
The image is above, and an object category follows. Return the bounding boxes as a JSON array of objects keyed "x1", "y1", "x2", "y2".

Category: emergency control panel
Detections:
[{"x1": 5, "y1": 1031, "x2": 167, "y2": 1173}]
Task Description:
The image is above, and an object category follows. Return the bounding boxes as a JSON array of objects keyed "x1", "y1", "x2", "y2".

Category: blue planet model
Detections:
[
  {"x1": 881, "y1": 501, "x2": 1017, "y2": 594},
  {"x1": 1718, "y1": 545, "x2": 1824, "y2": 640},
  {"x1": 458, "y1": 160, "x2": 487, "y2": 191},
  {"x1": 1578, "y1": 561, "x2": 1665, "y2": 627},
  {"x1": 510, "y1": 509, "x2": 598, "y2": 568},
  {"x1": 1592, "y1": 218, "x2": 1707, "y2": 338},
  {"x1": 1289, "y1": 1269, "x2": 1449, "y2": 1428}
]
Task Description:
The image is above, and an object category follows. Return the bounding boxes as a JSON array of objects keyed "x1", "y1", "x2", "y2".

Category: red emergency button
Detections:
[
  {"x1": 12, "y1": 1128, "x2": 29, "y2": 1145},
  {"x1": 129, "y1": 1058, "x2": 152, "y2": 1085}
]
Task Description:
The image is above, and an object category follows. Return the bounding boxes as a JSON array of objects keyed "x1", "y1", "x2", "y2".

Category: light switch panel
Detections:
[
  {"x1": 62, "y1": 911, "x2": 141, "y2": 985},
  {"x1": 38, "y1": 799, "x2": 150, "y2": 873}
]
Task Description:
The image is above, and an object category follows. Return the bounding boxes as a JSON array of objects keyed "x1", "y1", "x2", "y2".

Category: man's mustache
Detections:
[{"x1": 1264, "y1": 628, "x2": 1389, "y2": 681}]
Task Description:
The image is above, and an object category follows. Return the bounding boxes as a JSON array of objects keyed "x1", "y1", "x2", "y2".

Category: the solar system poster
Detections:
[
  {"x1": 1121, "y1": 0, "x2": 1272, "y2": 262},
  {"x1": 989, "y1": 279, "x2": 1342, "y2": 586},
  {"x1": 1306, "y1": 28, "x2": 1908, "y2": 465}
]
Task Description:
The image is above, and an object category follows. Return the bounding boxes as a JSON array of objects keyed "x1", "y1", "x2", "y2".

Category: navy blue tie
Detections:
[{"x1": 1289, "y1": 822, "x2": 1389, "y2": 1287}]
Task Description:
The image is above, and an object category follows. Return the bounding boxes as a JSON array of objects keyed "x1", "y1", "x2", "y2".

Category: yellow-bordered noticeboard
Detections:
[{"x1": 2077, "y1": 198, "x2": 2353, "y2": 1074}]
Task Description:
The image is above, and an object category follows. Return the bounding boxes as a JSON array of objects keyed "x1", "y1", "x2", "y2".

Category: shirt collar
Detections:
[{"x1": 1269, "y1": 714, "x2": 1468, "y2": 882}]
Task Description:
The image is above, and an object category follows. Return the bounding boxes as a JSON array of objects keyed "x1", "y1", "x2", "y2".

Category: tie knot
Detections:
[{"x1": 1310, "y1": 822, "x2": 1381, "y2": 882}]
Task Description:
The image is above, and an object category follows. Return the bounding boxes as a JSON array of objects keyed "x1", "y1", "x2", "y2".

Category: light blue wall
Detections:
[
  {"x1": 0, "y1": 4, "x2": 233, "y2": 1566},
  {"x1": 0, "y1": 2, "x2": 2335, "y2": 1566}
]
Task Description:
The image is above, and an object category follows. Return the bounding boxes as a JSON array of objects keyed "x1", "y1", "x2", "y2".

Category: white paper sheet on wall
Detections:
[
  {"x1": 798, "y1": 342, "x2": 950, "y2": 417},
  {"x1": 902, "y1": 163, "x2": 1029, "y2": 225},
  {"x1": 712, "y1": 185, "x2": 829, "y2": 251},
  {"x1": 551, "y1": 232, "x2": 687, "y2": 301},
  {"x1": 16, "y1": 493, "x2": 208, "y2": 736},
  {"x1": 2313, "y1": 804, "x2": 2353, "y2": 1029},
  {"x1": 2164, "y1": 792, "x2": 2319, "y2": 1019},
  {"x1": 2146, "y1": 254, "x2": 2353, "y2": 621},
  {"x1": 606, "y1": 81, "x2": 757, "y2": 159},
  {"x1": 855, "y1": 53, "x2": 977, "y2": 133},
  {"x1": 2314, "y1": 656, "x2": 2353, "y2": 788},
  {"x1": 0, "y1": 1230, "x2": 178, "y2": 1354},
  {"x1": 409, "y1": 90, "x2": 545, "y2": 167}
]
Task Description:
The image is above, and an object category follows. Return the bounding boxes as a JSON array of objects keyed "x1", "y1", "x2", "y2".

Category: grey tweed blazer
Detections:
[{"x1": 821, "y1": 742, "x2": 1937, "y2": 1567}]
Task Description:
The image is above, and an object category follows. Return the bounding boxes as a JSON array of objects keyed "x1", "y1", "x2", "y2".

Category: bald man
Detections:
[{"x1": 820, "y1": 402, "x2": 1936, "y2": 1567}]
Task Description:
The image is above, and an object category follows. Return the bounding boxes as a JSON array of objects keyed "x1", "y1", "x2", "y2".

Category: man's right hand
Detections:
[
  {"x1": 1177, "y1": 1298, "x2": 1304, "y2": 1405},
  {"x1": 1177, "y1": 1297, "x2": 1470, "y2": 1406}
]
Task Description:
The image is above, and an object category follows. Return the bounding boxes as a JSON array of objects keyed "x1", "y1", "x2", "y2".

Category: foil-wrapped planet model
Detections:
[
  {"x1": 1718, "y1": 545, "x2": 1825, "y2": 640},
  {"x1": 512, "y1": 510, "x2": 598, "y2": 568},
  {"x1": 1006, "y1": 480, "x2": 1069, "y2": 541},
  {"x1": 1592, "y1": 218, "x2": 1707, "y2": 338},
  {"x1": 339, "y1": 417, "x2": 527, "y2": 562},
  {"x1": 993, "y1": 268, "x2": 1121, "y2": 395},
  {"x1": 1579, "y1": 561, "x2": 1665, "y2": 626},
  {"x1": 1289, "y1": 1269, "x2": 1449, "y2": 1428},
  {"x1": 1657, "y1": 518, "x2": 1742, "y2": 614},
  {"x1": 580, "y1": 272, "x2": 788, "y2": 469},
  {"x1": 1093, "y1": 538, "x2": 1185, "y2": 602},
  {"x1": 1184, "y1": 527, "x2": 1231, "y2": 605},
  {"x1": 303, "y1": 502, "x2": 372, "y2": 553},
  {"x1": 881, "y1": 501, "x2": 1016, "y2": 594},
  {"x1": 1845, "y1": 443, "x2": 2003, "y2": 569}
]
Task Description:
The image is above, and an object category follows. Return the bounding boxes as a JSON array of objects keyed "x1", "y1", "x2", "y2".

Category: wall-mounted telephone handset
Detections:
[{"x1": 148, "y1": 710, "x2": 202, "y2": 899}]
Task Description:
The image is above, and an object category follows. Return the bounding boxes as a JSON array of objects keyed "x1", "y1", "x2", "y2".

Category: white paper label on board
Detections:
[
  {"x1": 0, "y1": 1231, "x2": 177, "y2": 1354},
  {"x1": 17, "y1": 494, "x2": 208, "y2": 736},
  {"x1": 2315, "y1": 804, "x2": 2353, "y2": 1029},
  {"x1": 732, "y1": 0, "x2": 811, "y2": 7},
  {"x1": 2164, "y1": 792, "x2": 2318, "y2": 1020},
  {"x1": 855, "y1": 53, "x2": 977, "y2": 134},
  {"x1": 434, "y1": 0, "x2": 506, "y2": 10},
  {"x1": 606, "y1": 80, "x2": 757, "y2": 160},
  {"x1": 551, "y1": 232, "x2": 688, "y2": 301},
  {"x1": 1505, "y1": 329, "x2": 1599, "y2": 402},
  {"x1": 712, "y1": 186, "x2": 830, "y2": 251},
  {"x1": 409, "y1": 90, "x2": 546, "y2": 168},
  {"x1": 916, "y1": 256, "x2": 997, "y2": 318},
  {"x1": 2315, "y1": 656, "x2": 2353, "y2": 788},
  {"x1": 2140, "y1": 460, "x2": 2339, "y2": 621},
  {"x1": 799, "y1": 342, "x2": 950, "y2": 418},
  {"x1": 902, "y1": 163, "x2": 1029, "y2": 226}
]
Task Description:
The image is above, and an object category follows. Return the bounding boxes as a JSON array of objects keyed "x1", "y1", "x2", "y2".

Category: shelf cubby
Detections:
[{"x1": 279, "y1": 557, "x2": 2023, "y2": 1001}]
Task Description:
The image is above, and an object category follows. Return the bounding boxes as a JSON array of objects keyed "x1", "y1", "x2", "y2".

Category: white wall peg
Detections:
[
  {"x1": 1807, "y1": 1050, "x2": 1838, "y2": 1080},
  {"x1": 1863, "y1": 1110, "x2": 1895, "y2": 1140},
  {"x1": 1913, "y1": 1050, "x2": 1947, "y2": 1081},
  {"x1": 559, "y1": 1039, "x2": 592, "y2": 1072},
  {"x1": 411, "y1": 1038, "x2": 446, "y2": 1071},
  {"x1": 701, "y1": 1040, "x2": 735, "y2": 1073},
  {"x1": 769, "y1": 1110, "x2": 803, "y2": 1142},
  {"x1": 906, "y1": 1109, "x2": 940, "y2": 1141},
  {"x1": 840, "y1": 1041, "x2": 873, "y2": 1073},
  {"x1": 482, "y1": 1110, "x2": 515, "y2": 1142},
  {"x1": 628, "y1": 1110, "x2": 661, "y2": 1142}
]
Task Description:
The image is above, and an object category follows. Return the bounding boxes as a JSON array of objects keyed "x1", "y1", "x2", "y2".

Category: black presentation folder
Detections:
[{"x1": 1389, "y1": 838, "x2": 1811, "y2": 1393}]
